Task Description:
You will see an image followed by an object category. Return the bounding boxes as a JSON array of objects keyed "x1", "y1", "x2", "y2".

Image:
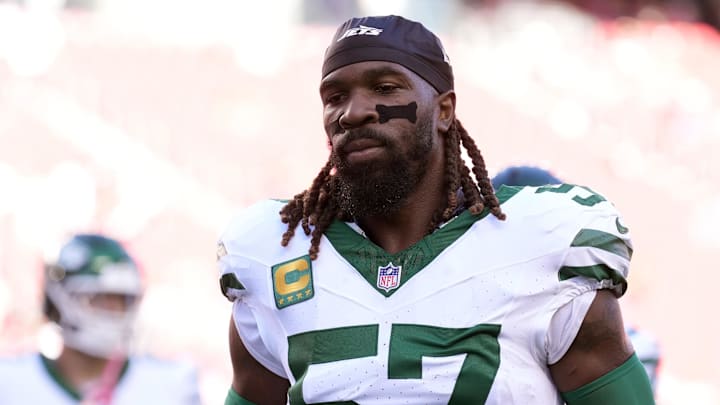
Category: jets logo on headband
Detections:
[{"x1": 338, "y1": 25, "x2": 383, "y2": 42}]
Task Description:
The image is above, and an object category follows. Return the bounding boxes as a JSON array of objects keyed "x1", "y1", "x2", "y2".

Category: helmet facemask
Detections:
[{"x1": 44, "y1": 235, "x2": 143, "y2": 359}]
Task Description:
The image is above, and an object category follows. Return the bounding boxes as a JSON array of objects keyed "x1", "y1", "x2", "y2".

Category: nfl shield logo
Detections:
[{"x1": 377, "y1": 262, "x2": 402, "y2": 292}]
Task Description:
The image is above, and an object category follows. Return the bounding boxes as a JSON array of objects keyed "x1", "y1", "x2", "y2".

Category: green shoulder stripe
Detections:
[
  {"x1": 571, "y1": 229, "x2": 633, "y2": 261},
  {"x1": 558, "y1": 264, "x2": 627, "y2": 295}
]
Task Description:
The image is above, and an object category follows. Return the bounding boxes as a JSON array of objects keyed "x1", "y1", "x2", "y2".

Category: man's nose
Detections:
[{"x1": 338, "y1": 93, "x2": 379, "y2": 130}]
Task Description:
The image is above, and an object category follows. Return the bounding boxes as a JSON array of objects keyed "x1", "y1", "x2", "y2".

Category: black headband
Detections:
[{"x1": 322, "y1": 15, "x2": 454, "y2": 94}]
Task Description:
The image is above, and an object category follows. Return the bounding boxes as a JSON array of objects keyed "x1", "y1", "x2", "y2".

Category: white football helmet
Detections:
[{"x1": 43, "y1": 234, "x2": 143, "y2": 359}]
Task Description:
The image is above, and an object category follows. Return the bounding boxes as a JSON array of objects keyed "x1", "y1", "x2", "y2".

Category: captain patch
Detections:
[{"x1": 271, "y1": 255, "x2": 314, "y2": 309}]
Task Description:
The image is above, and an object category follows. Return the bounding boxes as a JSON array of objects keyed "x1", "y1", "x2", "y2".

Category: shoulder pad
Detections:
[{"x1": 500, "y1": 184, "x2": 633, "y2": 296}]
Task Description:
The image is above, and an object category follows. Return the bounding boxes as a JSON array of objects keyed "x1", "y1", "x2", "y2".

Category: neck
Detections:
[
  {"x1": 54, "y1": 347, "x2": 121, "y2": 392},
  {"x1": 357, "y1": 148, "x2": 445, "y2": 254}
]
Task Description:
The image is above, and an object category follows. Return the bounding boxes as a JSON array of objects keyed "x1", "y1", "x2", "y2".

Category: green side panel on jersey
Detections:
[
  {"x1": 287, "y1": 325, "x2": 377, "y2": 405},
  {"x1": 324, "y1": 186, "x2": 521, "y2": 297},
  {"x1": 571, "y1": 229, "x2": 633, "y2": 260}
]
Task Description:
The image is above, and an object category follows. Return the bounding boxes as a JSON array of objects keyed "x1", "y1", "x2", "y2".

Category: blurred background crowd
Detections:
[{"x1": 0, "y1": 0, "x2": 718, "y2": 404}]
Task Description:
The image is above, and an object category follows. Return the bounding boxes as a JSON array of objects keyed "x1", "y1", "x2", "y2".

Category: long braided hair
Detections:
[{"x1": 279, "y1": 118, "x2": 506, "y2": 260}]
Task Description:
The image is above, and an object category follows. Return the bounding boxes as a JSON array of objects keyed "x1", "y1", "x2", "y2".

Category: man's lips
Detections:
[{"x1": 341, "y1": 138, "x2": 385, "y2": 155}]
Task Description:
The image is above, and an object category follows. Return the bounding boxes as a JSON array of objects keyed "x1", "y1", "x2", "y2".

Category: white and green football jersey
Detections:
[
  {"x1": 0, "y1": 353, "x2": 201, "y2": 404},
  {"x1": 218, "y1": 184, "x2": 633, "y2": 405}
]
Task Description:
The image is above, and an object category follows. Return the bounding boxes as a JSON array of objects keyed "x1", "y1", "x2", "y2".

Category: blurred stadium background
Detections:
[{"x1": 0, "y1": 0, "x2": 719, "y2": 404}]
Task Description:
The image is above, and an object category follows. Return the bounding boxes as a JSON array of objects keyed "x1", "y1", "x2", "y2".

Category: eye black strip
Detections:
[{"x1": 376, "y1": 102, "x2": 417, "y2": 123}]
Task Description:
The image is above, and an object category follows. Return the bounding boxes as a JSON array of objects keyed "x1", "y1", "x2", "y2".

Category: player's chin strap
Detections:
[{"x1": 561, "y1": 353, "x2": 656, "y2": 405}]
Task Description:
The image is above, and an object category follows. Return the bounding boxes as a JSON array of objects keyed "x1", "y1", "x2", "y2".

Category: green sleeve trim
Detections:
[
  {"x1": 562, "y1": 353, "x2": 655, "y2": 405},
  {"x1": 220, "y1": 273, "x2": 246, "y2": 299},
  {"x1": 570, "y1": 229, "x2": 633, "y2": 260},
  {"x1": 558, "y1": 263, "x2": 627, "y2": 297},
  {"x1": 225, "y1": 387, "x2": 258, "y2": 405}
]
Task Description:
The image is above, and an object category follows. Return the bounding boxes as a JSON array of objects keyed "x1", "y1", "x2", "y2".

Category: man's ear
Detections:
[{"x1": 436, "y1": 90, "x2": 456, "y2": 133}]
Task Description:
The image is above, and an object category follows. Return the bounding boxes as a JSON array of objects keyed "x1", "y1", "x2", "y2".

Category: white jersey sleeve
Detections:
[
  {"x1": 545, "y1": 290, "x2": 597, "y2": 364},
  {"x1": 557, "y1": 186, "x2": 633, "y2": 298},
  {"x1": 217, "y1": 199, "x2": 293, "y2": 378},
  {"x1": 498, "y1": 184, "x2": 634, "y2": 364},
  {"x1": 503, "y1": 183, "x2": 632, "y2": 295}
]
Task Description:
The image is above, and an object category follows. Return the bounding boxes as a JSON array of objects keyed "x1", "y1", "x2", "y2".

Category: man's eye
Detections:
[
  {"x1": 375, "y1": 84, "x2": 399, "y2": 94},
  {"x1": 325, "y1": 93, "x2": 345, "y2": 105}
]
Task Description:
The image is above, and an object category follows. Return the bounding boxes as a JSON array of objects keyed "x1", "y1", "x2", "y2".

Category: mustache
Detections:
[{"x1": 335, "y1": 128, "x2": 389, "y2": 154}]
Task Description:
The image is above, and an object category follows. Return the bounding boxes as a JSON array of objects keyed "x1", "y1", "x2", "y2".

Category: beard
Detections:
[{"x1": 330, "y1": 115, "x2": 434, "y2": 219}]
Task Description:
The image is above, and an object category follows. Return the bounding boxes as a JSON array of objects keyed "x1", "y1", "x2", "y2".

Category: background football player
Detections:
[{"x1": 0, "y1": 233, "x2": 201, "y2": 404}]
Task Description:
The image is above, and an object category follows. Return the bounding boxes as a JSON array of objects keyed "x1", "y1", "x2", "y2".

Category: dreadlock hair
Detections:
[{"x1": 279, "y1": 118, "x2": 506, "y2": 260}]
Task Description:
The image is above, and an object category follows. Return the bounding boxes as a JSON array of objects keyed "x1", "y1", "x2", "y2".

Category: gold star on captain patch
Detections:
[
  {"x1": 279, "y1": 298, "x2": 285, "y2": 305},
  {"x1": 305, "y1": 289, "x2": 312, "y2": 296},
  {"x1": 296, "y1": 293, "x2": 303, "y2": 299},
  {"x1": 287, "y1": 295, "x2": 294, "y2": 302}
]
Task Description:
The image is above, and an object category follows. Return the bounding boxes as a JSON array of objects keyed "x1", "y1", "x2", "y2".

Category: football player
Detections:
[
  {"x1": 217, "y1": 15, "x2": 655, "y2": 404},
  {"x1": 0, "y1": 234, "x2": 201, "y2": 404}
]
